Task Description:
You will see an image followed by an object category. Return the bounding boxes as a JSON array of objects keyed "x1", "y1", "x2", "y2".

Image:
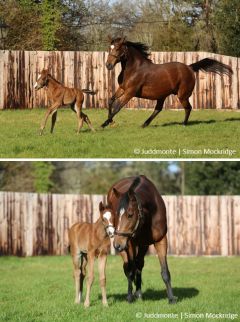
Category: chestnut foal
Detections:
[
  {"x1": 34, "y1": 69, "x2": 96, "y2": 135},
  {"x1": 68, "y1": 202, "x2": 115, "y2": 307}
]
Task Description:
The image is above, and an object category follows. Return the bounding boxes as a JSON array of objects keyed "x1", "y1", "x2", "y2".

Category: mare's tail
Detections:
[
  {"x1": 82, "y1": 89, "x2": 97, "y2": 95},
  {"x1": 189, "y1": 58, "x2": 233, "y2": 76}
]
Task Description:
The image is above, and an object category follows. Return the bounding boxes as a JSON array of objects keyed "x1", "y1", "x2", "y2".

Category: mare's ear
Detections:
[
  {"x1": 128, "y1": 177, "x2": 140, "y2": 200},
  {"x1": 99, "y1": 201, "x2": 105, "y2": 212},
  {"x1": 108, "y1": 35, "x2": 113, "y2": 43},
  {"x1": 113, "y1": 188, "x2": 121, "y2": 198},
  {"x1": 119, "y1": 36, "x2": 126, "y2": 45}
]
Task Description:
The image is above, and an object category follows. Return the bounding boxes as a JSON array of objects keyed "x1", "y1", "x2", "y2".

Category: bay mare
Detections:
[
  {"x1": 68, "y1": 202, "x2": 115, "y2": 307},
  {"x1": 107, "y1": 175, "x2": 177, "y2": 303},
  {"x1": 101, "y1": 36, "x2": 233, "y2": 128},
  {"x1": 34, "y1": 69, "x2": 96, "y2": 135}
]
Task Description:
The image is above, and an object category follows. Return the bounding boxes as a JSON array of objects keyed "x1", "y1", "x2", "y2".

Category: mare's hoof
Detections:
[
  {"x1": 126, "y1": 294, "x2": 135, "y2": 303},
  {"x1": 141, "y1": 123, "x2": 148, "y2": 128},
  {"x1": 169, "y1": 296, "x2": 178, "y2": 304},
  {"x1": 182, "y1": 122, "x2": 187, "y2": 126},
  {"x1": 134, "y1": 290, "x2": 143, "y2": 300},
  {"x1": 110, "y1": 121, "x2": 117, "y2": 128}
]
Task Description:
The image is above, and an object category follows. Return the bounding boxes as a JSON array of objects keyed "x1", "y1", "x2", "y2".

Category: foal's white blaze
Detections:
[
  {"x1": 103, "y1": 211, "x2": 112, "y2": 221},
  {"x1": 110, "y1": 45, "x2": 115, "y2": 50},
  {"x1": 106, "y1": 226, "x2": 115, "y2": 236}
]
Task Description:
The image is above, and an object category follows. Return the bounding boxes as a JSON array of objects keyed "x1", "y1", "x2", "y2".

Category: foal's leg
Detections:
[
  {"x1": 178, "y1": 97, "x2": 192, "y2": 125},
  {"x1": 50, "y1": 110, "x2": 58, "y2": 133},
  {"x1": 134, "y1": 245, "x2": 148, "y2": 299},
  {"x1": 101, "y1": 90, "x2": 134, "y2": 128},
  {"x1": 98, "y1": 252, "x2": 108, "y2": 306},
  {"x1": 79, "y1": 255, "x2": 87, "y2": 304},
  {"x1": 81, "y1": 112, "x2": 95, "y2": 132},
  {"x1": 142, "y1": 97, "x2": 166, "y2": 128},
  {"x1": 40, "y1": 103, "x2": 60, "y2": 135},
  {"x1": 72, "y1": 254, "x2": 81, "y2": 304},
  {"x1": 154, "y1": 236, "x2": 177, "y2": 304},
  {"x1": 84, "y1": 252, "x2": 95, "y2": 308}
]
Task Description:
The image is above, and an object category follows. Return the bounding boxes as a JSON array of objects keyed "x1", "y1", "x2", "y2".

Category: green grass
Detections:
[
  {"x1": 0, "y1": 256, "x2": 239, "y2": 322},
  {"x1": 0, "y1": 108, "x2": 240, "y2": 158}
]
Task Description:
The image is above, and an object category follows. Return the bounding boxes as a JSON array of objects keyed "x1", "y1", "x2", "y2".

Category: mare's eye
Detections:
[{"x1": 128, "y1": 213, "x2": 133, "y2": 218}]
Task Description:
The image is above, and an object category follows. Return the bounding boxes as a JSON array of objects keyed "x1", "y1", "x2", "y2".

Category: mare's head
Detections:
[
  {"x1": 106, "y1": 36, "x2": 127, "y2": 70},
  {"x1": 113, "y1": 177, "x2": 142, "y2": 252},
  {"x1": 99, "y1": 202, "x2": 115, "y2": 238},
  {"x1": 34, "y1": 69, "x2": 49, "y2": 90}
]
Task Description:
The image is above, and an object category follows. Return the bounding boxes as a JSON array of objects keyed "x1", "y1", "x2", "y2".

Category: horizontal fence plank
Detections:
[
  {"x1": 0, "y1": 50, "x2": 239, "y2": 110},
  {"x1": 0, "y1": 192, "x2": 239, "y2": 256}
]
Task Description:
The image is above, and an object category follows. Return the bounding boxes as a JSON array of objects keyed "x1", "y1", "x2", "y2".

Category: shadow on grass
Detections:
[
  {"x1": 224, "y1": 117, "x2": 240, "y2": 122},
  {"x1": 160, "y1": 120, "x2": 216, "y2": 127},
  {"x1": 108, "y1": 287, "x2": 199, "y2": 302}
]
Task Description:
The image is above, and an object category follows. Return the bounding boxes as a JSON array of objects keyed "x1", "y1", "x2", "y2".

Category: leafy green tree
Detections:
[
  {"x1": 40, "y1": 0, "x2": 63, "y2": 50},
  {"x1": 214, "y1": 0, "x2": 240, "y2": 56},
  {"x1": 32, "y1": 162, "x2": 55, "y2": 193},
  {"x1": 184, "y1": 162, "x2": 240, "y2": 195}
]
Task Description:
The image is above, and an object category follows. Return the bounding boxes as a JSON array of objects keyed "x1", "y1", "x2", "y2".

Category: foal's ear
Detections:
[
  {"x1": 108, "y1": 35, "x2": 113, "y2": 43},
  {"x1": 99, "y1": 201, "x2": 105, "y2": 212}
]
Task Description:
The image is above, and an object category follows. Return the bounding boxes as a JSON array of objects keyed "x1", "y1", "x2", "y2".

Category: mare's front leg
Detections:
[
  {"x1": 101, "y1": 89, "x2": 134, "y2": 128},
  {"x1": 84, "y1": 252, "x2": 95, "y2": 308},
  {"x1": 134, "y1": 245, "x2": 148, "y2": 299},
  {"x1": 98, "y1": 251, "x2": 108, "y2": 307},
  {"x1": 154, "y1": 235, "x2": 177, "y2": 304},
  {"x1": 121, "y1": 248, "x2": 136, "y2": 303},
  {"x1": 108, "y1": 87, "x2": 124, "y2": 119},
  {"x1": 40, "y1": 102, "x2": 60, "y2": 135}
]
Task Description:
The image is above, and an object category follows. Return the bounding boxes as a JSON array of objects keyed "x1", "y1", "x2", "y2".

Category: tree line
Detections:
[
  {"x1": 0, "y1": 0, "x2": 239, "y2": 56},
  {"x1": 0, "y1": 161, "x2": 239, "y2": 195}
]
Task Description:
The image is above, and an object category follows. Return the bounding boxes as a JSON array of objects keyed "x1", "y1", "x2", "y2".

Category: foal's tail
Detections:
[
  {"x1": 189, "y1": 58, "x2": 233, "y2": 77},
  {"x1": 82, "y1": 89, "x2": 97, "y2": 95}
]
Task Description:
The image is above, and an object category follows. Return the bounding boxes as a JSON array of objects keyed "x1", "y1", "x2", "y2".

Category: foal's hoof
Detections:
[
  {"x1": 102, "y1": 301, "x2": 109, "y2": 307},
  {"x1": 169, "y1": 296, "x2": 178, "y2": 304},
  {"x1": 134, "y1": 290, "x2": 143, "y2": 300},
  {"x1": 84, "y1": 301, "x2": 90, "y2": 308},
  {"x1": 126, "y1": 294, "x2": 135, "y2": 303}
]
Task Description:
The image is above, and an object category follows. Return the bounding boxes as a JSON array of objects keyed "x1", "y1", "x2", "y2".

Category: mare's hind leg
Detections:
[
  {"x1": 81, "y1": 112, "x2": 95, "y2": 132},
  {"x1": 178, "y1": 97, "x2": 192, "y2": 125},
  {"x1": 134, "y1": 245, "x2": 148, "y2": 299},
  {"x1": 50, "y1": 110, "x2": 58, "y2": 133},
  {"x1": 154, "y1": 235, "x2": 177, "y2": 304},
  {"x1": 142, "y1": 97, "x2": 166, "y2": 128}
]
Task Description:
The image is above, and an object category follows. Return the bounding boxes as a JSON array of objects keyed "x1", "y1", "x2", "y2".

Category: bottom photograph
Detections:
[{"x1": 0, "y1": 161, "x2": 239, "y2": 322}]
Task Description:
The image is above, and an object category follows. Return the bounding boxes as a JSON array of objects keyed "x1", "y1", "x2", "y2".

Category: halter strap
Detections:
[{"x1": 114, "y1": 192, "x2": 144, "y2": 238}]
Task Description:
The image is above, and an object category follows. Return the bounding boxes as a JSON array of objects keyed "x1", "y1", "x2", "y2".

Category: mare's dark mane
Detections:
[{"x1": 126, "y1": 41, "x2": 151, "y2": 61}]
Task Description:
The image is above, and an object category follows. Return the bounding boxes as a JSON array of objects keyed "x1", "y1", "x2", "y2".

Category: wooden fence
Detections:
[
  {"x1": 0, "y1": 192, "x2": 239, "y2": 256},
  {"x1": 0, "y1": 50, "x2": 239, "y2": 110}
]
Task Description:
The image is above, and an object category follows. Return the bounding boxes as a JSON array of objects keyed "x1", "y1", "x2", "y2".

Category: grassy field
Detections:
[
  {"x1": 0, "y1": 256, "x2": 239, "y2": 322},
  {"x1": 0, "y1": 108, "x2": 239, "y2": 158}
]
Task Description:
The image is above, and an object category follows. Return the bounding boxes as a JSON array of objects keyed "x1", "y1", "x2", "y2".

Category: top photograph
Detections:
[{"x1": 0, "y1": 0, "x2": 239, "y2": 159}]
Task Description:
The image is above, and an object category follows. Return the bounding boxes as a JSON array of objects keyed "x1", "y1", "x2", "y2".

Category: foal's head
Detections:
[
  {"x1": 99, "y1": 202, "x2": 115, "y2": 238},
  {"x1": 106, "y1": 36, "x2": 127, "y2": 70},
  {"x1": 113, "y1": 177, "x2": 142, "y2": 252},
  {"x1": 34, "y1": 69, "x2": 49, "y2": 90}
]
